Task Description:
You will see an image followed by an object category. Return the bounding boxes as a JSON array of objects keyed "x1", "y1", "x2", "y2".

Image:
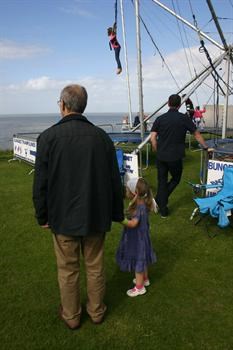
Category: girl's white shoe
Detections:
[{"x1": 127, "y1": 286, "x2": 146, "y2": 297}]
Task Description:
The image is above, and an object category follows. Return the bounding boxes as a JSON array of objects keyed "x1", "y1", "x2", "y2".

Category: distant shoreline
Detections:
[
  {"x1": 0, "y1": 112, "x2": 149, "y2": 118},
  {"x1": 0, "y1": 112, "x2": 156, "y2": 150}
]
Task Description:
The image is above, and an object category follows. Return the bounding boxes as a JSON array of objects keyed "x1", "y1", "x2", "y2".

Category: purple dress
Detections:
[{"x1": 116, "y1": 204, "x2": 156, "y2": 273}]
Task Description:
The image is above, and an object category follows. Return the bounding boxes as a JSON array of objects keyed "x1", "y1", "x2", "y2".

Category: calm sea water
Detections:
[{"x1": 0, "y1": 113, "x2": 131, "y2": 150}]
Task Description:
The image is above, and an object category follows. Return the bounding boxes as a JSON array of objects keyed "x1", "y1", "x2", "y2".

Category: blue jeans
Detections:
[{"x1": 114, "y1": 47, "x2": 122, "y2": 69}]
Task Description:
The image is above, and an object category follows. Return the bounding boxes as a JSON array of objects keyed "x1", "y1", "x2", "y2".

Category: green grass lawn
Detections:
[{"x1": 0, "y1": 148, "x2": 233, "y2": 350}]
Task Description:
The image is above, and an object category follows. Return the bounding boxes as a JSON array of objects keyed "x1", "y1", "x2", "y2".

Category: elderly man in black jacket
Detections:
[{"x1": 33, "y1": 84, "x2": 124, "y2": 329}]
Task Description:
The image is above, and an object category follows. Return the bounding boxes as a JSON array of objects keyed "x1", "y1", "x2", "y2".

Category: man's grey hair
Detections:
[{"x1": 60, "y1": 84, "x2": 88, "y2": 113}]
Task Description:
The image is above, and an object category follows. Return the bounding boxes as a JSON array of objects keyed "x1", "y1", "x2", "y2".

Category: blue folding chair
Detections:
[{"x1": 190, "y1": 167, "x2": 233, "y2": 228}]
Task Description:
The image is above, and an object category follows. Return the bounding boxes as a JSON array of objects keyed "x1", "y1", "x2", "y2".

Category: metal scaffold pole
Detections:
[
  {"x1": 222, "y1": 53, "x2": 231, "y2": 139},
  {"x1": 135, "y1": 0, "x2": 144, "y2": 175},
  {"x1": 120, "y1": 0, "x2": 133, "y2": 128},
  {"x1": 135, "y1": 0, "x2": 144, "y2": 142}
]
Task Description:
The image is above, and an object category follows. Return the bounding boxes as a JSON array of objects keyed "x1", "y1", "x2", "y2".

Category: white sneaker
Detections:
[
  {"x1": 152, "y1": 198, "x2": 158, "y2": 214},
  {"x1": 133, "y1": 278, "x2": 150, "y2": 287},
  {"x1": 127, "y1": 286, "x2": 146, "y2": 297}
]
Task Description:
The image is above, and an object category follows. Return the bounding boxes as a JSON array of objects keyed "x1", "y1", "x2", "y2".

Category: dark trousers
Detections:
[
  {"x1": 156, "y1": 159, "x2": 183, "y2": 216},
  {"x1": 114, "y1": 47, "x2": 122, "y2": 69}
]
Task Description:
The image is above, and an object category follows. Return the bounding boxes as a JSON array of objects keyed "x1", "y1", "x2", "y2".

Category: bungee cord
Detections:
[
  {"x1": 172, "y1": 0, "x2": 200, "y2": 105},
  {"x1": 190, "y1": 7, "x2": 231, "y2": 96},
  {"x1": 114, "y1": 0, "x2": 118, "y2": 26},
  {"x1": 130, "y1": 0, "x2": 180, "y2": 90},
  {"x1": 188, "y1": 0, "x2": 233, "y2": 140},
  {"x1": 172, "y1": 0, "x2": 193, "y2": 79},
  {"x1": 140, "y1": 14, "x2": 180, "y2": 90},
  {"x1": 189, "y1": 0, "x2": 233, "y2": 95}
]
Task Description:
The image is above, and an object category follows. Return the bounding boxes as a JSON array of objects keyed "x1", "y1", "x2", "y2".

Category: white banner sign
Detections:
[
  {"x1": 123, "y1": 153, "x2": 139, "y2": 182},
  {"x1": 207, "y1": 160, "x2": 233, "y2": 196},
  {"x1": 12, "y1": 138, "x2": 139, "y2": 181},
  {"x1": 13, "y1": 137, "x2": 37, "y2": 164}
]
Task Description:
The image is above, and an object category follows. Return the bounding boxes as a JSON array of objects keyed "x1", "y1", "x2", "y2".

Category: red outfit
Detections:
[
  {"x1": 108, "y1": 32, "x2": 122, "y2": 70},
  {"x1": 109, "y1": 33, "x2": 120, "y2": 49},
  {"x1": 194, "y1": 108, "x2": 206, "y2": 119}
]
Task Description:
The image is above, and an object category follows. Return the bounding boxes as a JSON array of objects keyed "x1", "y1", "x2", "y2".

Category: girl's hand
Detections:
[
  {"x1": 121, "y1": 217, "x2": 139, "y2": 228},
  {"x1": 120, "y1": 218, "x2": 128, "y2": 225}
]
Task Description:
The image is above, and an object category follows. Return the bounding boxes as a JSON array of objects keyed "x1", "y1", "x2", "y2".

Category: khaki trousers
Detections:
[{"x1": 53, "y1": 233, "x2": 106, "y2": 324}]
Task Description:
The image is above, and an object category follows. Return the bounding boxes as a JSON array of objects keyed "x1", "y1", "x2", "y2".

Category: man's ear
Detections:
[{"x1": 61, "y1": 100, "x2": 66, "y2": 112}]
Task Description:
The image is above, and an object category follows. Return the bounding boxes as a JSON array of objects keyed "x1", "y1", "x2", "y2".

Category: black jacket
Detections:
[{"x1": 33, "y1": 114, "x2": 124, "y2": 236}]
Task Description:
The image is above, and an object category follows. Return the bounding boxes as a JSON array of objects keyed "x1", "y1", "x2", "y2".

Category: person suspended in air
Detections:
[
  {"x1": 108, "y1": 22, "x2": 122, "y2": 75},
  {"x1": 193, "y1": 106, "x2": 206, "y2": 129},
  {"x1": 182, "y1": 94, "x2": 194, "y2": 121}
]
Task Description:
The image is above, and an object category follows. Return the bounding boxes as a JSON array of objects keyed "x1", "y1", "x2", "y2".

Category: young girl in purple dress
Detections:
[{"x1": 116, "y1": 177, "x2": 156, "y2": 297}]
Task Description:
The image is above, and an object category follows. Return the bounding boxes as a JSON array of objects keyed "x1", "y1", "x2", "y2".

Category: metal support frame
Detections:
[
  {"x1": 134, "y1": 51, "x2": 228, "y2": 154},
  {"x1": 151, "y1": 0, "x2": 224, "y2": 50}
]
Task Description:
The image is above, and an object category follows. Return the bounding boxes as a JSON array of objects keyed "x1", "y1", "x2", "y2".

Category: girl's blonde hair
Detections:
[{"x1": 127, "y1": 177, "x2": 154, "y2": 215}]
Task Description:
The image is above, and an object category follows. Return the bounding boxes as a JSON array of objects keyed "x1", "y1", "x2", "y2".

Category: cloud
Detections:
[
  {"x1": 0, "y1": 44, "x2": 227, "y2": 114},
  {"x1": 1, "y1": 76, "x2": 72, "y2": 91},
  {"x1": 142, "y1": 44, "x2": 222, "y2": 84},
  {"x1": 0, "y1": 40, "x2": 50, "y2": 59},
  {"x1": 24, "y1": 76, "x2": 71, "y2": 90},
  {"x1": 1, "y1": 75, "x2": 124, "y2": 93},
  {"x1": 59, "y1": 4, "x2": 95, "y2": 18}
]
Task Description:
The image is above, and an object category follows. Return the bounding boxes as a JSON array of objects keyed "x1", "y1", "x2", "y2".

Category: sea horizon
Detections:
[
  {"x1": 0, "y1": 111, "x2": 154, "y2": 117},
  {"x1": 0, "y1": 112, "x2": 155, "y2": 150},
  {"x1": 0, "y1": 112, "x2": 132, "y2": 118}
]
